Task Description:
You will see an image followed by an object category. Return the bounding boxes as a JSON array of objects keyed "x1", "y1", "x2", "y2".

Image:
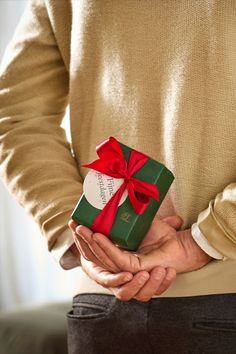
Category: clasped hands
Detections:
[{"x1": 69, "y1": 216, "x2": 212, "y2": 302}]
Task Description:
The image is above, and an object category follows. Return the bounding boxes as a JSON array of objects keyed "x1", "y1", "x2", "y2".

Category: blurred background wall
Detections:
[{"x1": 0, "y1": 0, "x2": 80, "y2": 310}]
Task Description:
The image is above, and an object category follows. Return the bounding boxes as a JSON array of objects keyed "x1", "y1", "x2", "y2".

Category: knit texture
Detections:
[{"x1": 0, "y1": 0, "x2": 235, "y2": 296}]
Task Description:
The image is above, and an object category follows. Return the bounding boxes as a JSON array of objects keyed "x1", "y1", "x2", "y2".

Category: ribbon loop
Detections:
[{"x1": 83, "y1": 137, "x2": 160, "y2": 236}]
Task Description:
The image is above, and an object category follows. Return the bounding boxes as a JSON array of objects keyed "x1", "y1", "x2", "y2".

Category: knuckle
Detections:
[
  {"x1": 166, "y1": 274, "x2": 176, "y2": 283},
  {"x1": 99, "y1": 278, "x2": 111, "y2": 288},
  {"x1": 153, "y1": 270, "x2": 166, "y2": 281},
  {"x1": 102, "y1": 278, "x2": 110, "y2": 287},
  {"x1": 100, "y1": 276, "x2": 117, "y2": 288},
  {"x1": 154, "y1": 265, "x2": 166, "y2": 273},
  {"x1": 166, "y1": 268, "x2": 176, "y2": 281}
]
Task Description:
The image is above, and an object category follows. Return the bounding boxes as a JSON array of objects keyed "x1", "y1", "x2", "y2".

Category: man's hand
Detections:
[
  {"x1": 69, "y1": 220, "x2": 119, "y2": 270},
  {"x1": 69, "y1": 220, "x2": 177, "y2": 300},
  {"x1": 138, "y1": 215, "x2": 183, "y2": 253},
  {"x1": 68, "y1": 216, "x2": 182, "y2": 271},
  {"x1": 72, "y1": 217, "x2": 212, "y2": 275},
  {"x1": 80, "y1": 255, "x2": 176, "y2": 301}
]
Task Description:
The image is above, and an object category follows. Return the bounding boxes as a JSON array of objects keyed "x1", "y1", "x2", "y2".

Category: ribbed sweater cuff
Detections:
[{"x1": 197, "y1": 204, "x2": 236, "y2": 260}]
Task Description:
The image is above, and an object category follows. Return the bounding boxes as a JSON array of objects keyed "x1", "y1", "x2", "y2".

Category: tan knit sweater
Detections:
[{"x1": 0, "y1": 0, "x2": 235, "y2": 297}]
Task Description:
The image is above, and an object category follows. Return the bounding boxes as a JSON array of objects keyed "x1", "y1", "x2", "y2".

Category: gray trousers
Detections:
[{"x1": 67, "y1": 293, "x2": 236, "y2": 354}]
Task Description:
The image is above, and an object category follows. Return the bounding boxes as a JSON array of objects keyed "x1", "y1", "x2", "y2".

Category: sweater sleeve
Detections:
[
  {"x1": 197, "y1": 183, "x2": 236, "y2": 260},
  {"x1": 0, "y1": 0, "x2": 83, "y2": 252}
]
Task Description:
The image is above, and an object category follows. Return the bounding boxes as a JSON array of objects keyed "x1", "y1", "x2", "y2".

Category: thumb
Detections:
[{"x1": 162, "y1": 215, "x2": 183, "y2": 230}]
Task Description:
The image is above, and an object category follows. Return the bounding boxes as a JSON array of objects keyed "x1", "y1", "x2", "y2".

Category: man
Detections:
[{"x1": 0, "y1": 1, "x2": 235, "y2": 353}]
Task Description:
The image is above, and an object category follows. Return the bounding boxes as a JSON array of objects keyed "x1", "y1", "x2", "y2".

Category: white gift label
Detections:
[{"x1": 83, "y1": 170, "x2": 128, "y2": 210}]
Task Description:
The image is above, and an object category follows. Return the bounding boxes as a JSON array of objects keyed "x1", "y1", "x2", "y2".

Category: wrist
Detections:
[{"x1": 180, "y1": 229, "x2": 212, "y2": 271}]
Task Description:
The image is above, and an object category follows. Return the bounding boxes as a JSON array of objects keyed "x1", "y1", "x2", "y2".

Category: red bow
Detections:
[{"x1": 83, "y1": 137, "x2": 160, "y2": 236}]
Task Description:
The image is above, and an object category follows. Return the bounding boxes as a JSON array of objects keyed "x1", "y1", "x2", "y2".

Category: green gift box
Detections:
[{"x1": 71, "y1": 137, "x2": 174, "y2": 251}]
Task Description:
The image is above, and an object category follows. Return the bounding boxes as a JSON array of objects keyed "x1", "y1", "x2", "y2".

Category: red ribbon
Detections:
[{"x1": 83, "y1": 137, "x2": 160, "y2": 236}]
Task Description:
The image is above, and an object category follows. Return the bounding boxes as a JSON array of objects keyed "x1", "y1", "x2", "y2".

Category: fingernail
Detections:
[
  {"x1": 138, "y1": 274, "x2": 149, "y2": 284},
  {"x1": 76, "y1": 227, "x2": 85, "y2": 237},
  {"x1": 93, "y1": 235, "x2": 100, "y2": 242},
  {"x1": 153, "y1": 271, "x2": 165, "y2": 280},
  {"x1": 124, "y1": 275, "x2": 132, "y2": 282}
]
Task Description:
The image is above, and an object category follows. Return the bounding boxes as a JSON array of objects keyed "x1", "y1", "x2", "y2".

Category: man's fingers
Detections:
[
  {"x1": 134, "y1": 267, "x2": 167, "y2": 302},
  {"x1": 134, "y1": 267, "x2": 176, "y2": 301},
  {"x1": 93, "y1": 233, "x2": 140, "y2": 273},
  {"x1": 76, "y1": 225, "x2": 93, "y2": 239},
  {"x1": 111, "y1": 271, "x2": 150, "y2": 301},
  {"x1": 74, "y1": 235, "x2": 105, "y2": 267},
  {"x1": 150, "y1": 215, "x2": 182, "y2": 236},
  {"x1": 68, "y1": 219, "x2": 78, "y2": 232},
  {"x1": 81, "y1": 257, "x2": 133, "y2": 288},
  {"x1": 161, "y1": 215, "x2": 183, "y2": 230},
  {"x1": 74, "y1": 235, "x2": 95, "y2": 261},
  {"x1": 75, "y1": 226, "x2": 120, "y2": 272},
  {"x1": 98, "y1": 271, "x2": 133, "y2": 288},
  {"x1": 86, "y1": 240, "x2": 120, "y2": 272},
  {"x1": 155, "y1": 267, "x2": 176, "y2": 295},
  {"x1": 139, "y1": 218, "x2": 176, "y2": 252}
]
